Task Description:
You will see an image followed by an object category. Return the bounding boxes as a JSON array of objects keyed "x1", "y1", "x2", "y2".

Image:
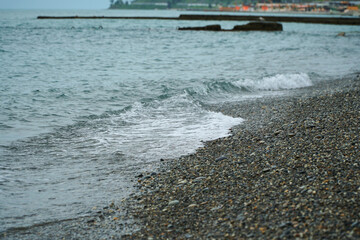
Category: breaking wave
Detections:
[{"x1": 237, "y1": 73, "x2": 313, "y2": 91}]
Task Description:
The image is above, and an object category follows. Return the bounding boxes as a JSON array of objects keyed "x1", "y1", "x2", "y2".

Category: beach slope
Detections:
[
  {"x1": 126, "y1": 75, "x2": 360, "y2": 239},
  {"x1": 3, "y1": 75, "x2": 360, "y2": 239}
]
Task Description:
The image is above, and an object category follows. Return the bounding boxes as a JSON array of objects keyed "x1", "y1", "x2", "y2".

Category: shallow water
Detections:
[{"x1": 0, "y1": 9, "x2": 359, "y2": 232}]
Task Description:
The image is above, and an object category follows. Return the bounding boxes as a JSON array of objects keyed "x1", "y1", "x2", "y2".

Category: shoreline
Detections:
[
  {"x1": 37, "y1": 14, "x2": 360, "y2": 25},
  {"x1": 125, "y1": 74, "x2": 360, "y2": 239},
  {"x1": 2, "y1": 74, "x2": 360, "y2": 239}
]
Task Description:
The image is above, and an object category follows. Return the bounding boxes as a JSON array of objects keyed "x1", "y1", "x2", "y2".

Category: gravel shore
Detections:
[
  {"x1": 125, "y1": 75, "x2": 360, "y2": 239},
  {"x1": 3, "y1": 74, "x2": 360, "y2": 239}
]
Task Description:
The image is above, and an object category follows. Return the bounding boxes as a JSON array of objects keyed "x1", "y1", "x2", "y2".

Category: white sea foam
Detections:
[
  {"x1": 237, "y1": 73, "x2": 313, "y2": 91},
  {"x1": 96, "y1": 95, "x2": 243, "y2": 162}
]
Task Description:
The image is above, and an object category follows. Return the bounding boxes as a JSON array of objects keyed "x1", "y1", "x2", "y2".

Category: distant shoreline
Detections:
[{"x1": 37, "y1": 14, "x2": 360, "y2": 25}]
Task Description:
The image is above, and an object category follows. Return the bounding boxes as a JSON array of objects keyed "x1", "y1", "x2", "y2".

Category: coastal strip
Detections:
[
  {"x1": 2, "y1": 75, "x2": 360, "y2": 239},
  {"x1": 124, "y1": 75, "x2": 360, "y2": 239},
  {"x1": 37, "y1": 14, "x2": 360, "y2": 25},
  {"x1": 179, "y1": 14, "x2": 360, "y2": 25}
]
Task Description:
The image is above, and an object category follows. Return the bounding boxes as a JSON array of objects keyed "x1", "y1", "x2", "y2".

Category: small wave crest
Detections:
[
  {"x1": 185, "y1": 80, "x2": 250, "y2": 100},
  {"x1": 0, "y1": 123, "x2": 13, "y2": 130},
  {"x1": 237, "y1": 73, "x2": 313, "y2": 91},
  {"x1": 185, "y1": 73, "x2": 312, "y2": 102},
  {"x1": 88, "y1": 94, "x2": 243, "y2": 162}
]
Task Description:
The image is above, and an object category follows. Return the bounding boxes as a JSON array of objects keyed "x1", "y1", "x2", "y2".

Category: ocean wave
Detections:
[
  {"x1": 185, "y1": 80, "x2": 250, "y2": 99},
  {"x1": 184, "y1": 73, "x2": 312, "y2": 101},
  {"x1": 0, "y1": 123, "x2": 13, "y2": 129},
  {"x1": 87, "y1": 93, "x2": 243, "y2": 161},
  {"x1": 237, "y1": 73, "x2": 313, "y2": 91}
]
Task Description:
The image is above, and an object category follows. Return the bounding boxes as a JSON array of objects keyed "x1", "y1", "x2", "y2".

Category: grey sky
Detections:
[{"x1": 0, "y1": 0, "x2": 109, "y2": 9}]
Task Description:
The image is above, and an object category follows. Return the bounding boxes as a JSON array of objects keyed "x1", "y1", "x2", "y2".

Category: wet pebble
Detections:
[{"x1": 168, "y1": 200, "x2": 180, "y2": 206}]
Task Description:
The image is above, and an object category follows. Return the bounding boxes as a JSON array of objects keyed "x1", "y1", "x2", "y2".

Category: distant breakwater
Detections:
[{"x1": 37, "y1": 14, "x2": 360, "y2": 25}]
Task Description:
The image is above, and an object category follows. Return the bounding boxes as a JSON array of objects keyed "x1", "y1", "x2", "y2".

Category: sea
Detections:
[{"x1": 0, "y1": 9, "x2": 359, "y2": 232}]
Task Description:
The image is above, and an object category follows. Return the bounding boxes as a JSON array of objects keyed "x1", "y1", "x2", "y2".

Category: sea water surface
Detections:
[{"x1": 0, "y1": 9, "x2": 359, "y2": 232}]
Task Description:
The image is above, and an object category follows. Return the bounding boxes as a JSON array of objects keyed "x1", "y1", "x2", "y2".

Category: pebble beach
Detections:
[
  {"x1": 124, "y1": 75, "x2": 360, "y2": 239},
  {"x1": 3, "y1": 74, "x2": 360, "y2": 239}
]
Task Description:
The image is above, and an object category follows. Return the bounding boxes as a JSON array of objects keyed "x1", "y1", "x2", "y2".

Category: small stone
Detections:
[
  {"x1": 188, "y1": 204, "x2": 198, "y2": 208},
  {"x1": 259, "y1": 227, "x2": 266, "y2": 234},
  {"x1": 305, "y1": 123, "x2": 316, "y2": 128},
  {"x1": 279, "y1": 222, "x2": 293, "y2": 228},
  {"x1": 351, "y1": 221, "x2": 359, "y2": 228},
  {"x1": 168, "y1": 200, "x2": 180, "y2": 206},
  {"x1": 236, "y1": 214, "x2": 245, "y2": 221},
  {"x1": 87, "y1": 218, "x2": 96, "y2": 223},
  {"x1": 307, "y1": 189, "x2": 316, "y2": 194},
  {"x1": 210, "y1": 205, "x2": 222, "y2": 211},
  {"x1": 215, "y1": 156, "x2": 227, "y2": 162},
  {"x1": 178, "y1": 179, "x2": 188, "y2": 184},
  {"x1": 142, "y1": 175, "x2": 151, "y2": 180},
  {"x1": 274, "y1": 130, "x2": 282, "y2": 136},
  {"x1": 193, "y1": 177, "x2": 206, "y2": 182}
]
